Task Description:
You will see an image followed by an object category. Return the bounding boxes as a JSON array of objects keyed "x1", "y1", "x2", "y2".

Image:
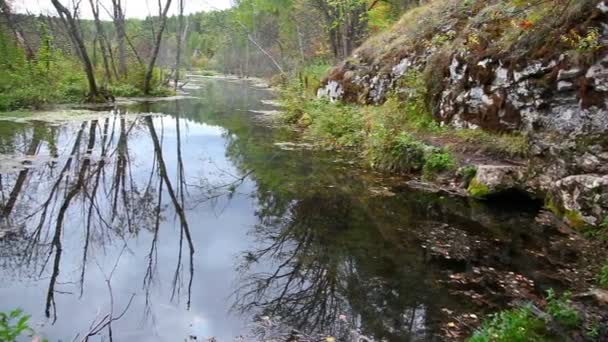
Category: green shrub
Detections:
[
  {"x1": 368, "y1": 131, "x2": 426, "y2": 173},
  {"x1": 545, "y1": 289, "x2": 580, "y2": 328},
  {"x1": 109, "y1": 83, "x2": 144, "y2": 97},
  {"x1": 422, "y1": 150, "x2": 455, "y2": 180},
  {"x1": 0, "y1": 309, "x2": 34, "y2": 342},
  {"x1": 468, "y1": 306, "x2": 547, "y2": 342},
  {"x1": 308, "y1": 100, "x2": 364, "y2": 148}
]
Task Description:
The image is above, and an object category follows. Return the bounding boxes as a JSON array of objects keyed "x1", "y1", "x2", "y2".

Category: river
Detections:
[{"x1": 0, "y1": 76, "x2": 574, "y2": 341}]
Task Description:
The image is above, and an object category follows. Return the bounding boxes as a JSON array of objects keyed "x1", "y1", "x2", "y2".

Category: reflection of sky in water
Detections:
[
  {"x1": 0, "y1": 77, "x2": 554, "y2": 342},
  {"x1": 0, "y1": 110, "x2": 262, "y2": 340}
]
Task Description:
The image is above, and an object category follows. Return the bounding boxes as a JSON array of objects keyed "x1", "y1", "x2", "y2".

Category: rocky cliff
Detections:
[{"x1": 317, "y1": 0, "x2": 608, "y2": 227}]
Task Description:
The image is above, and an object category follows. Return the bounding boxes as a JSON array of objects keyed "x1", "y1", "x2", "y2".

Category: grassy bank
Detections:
[
  {"x1": 0, "y1": 31, "x2": 174, "y2": 111},
  {"x1": 280, "y1": 67, "x2": 527, "y2": 182},
  {"x1": 278, "y1": 62, "x2": 607, "y2": 340}
]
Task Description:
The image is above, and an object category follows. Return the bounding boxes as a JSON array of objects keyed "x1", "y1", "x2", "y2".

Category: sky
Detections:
[{"x1": 12, "y1": 0, "x2": 233, "y2": 19}]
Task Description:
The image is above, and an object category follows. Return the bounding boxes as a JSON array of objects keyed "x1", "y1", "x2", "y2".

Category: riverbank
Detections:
[{"x1": 272, "y1": 2, "x2": 608, "y2": 338}]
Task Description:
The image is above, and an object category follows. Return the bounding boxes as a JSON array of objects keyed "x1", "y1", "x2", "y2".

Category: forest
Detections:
[
  {"x1": 1, "y1": 0, "x2": 608, "y2": 341},
  {"x1": 0, "y1": 0, "x2": 419, "y2": 110}
]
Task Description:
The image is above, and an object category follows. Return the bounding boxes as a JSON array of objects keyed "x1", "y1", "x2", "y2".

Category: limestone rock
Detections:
[
  {"x1": 551, "y1": 175, "x2": 608, "y2": 227},
  {"x1": 468, "y1": 165, "x2": 525, "y2": 198}
]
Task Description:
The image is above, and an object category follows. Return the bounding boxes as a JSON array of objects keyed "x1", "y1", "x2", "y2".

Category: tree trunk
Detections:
[
  {"x1": 89, "y1": 0, "x2": 112, "y2": 83},
  {"x1": 143, "y1": 0, "x2": 173, "y2": 95},
  {"x1": 174, "y1": 0, "x2": 185, "y2": 90},
  {"x1": 111, "y1": 0, "x2": 128, "y2": 77},
  {"x1": 50, "y1": 0, "x2": 100, "y2": 100},
  {"x1": 0, "y1": 0, "x2": 34, "y2": 59}
]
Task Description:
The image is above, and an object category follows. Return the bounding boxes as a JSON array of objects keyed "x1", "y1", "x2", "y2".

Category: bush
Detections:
[
  {"x1": 545, "y1": 289, "x2": 580, "y2": 329},
  {"x1": 308, "y1": 100, "x2": 364, "y2": 148},
  {"x1": 468, "y1": 306, "x2": 547, "y2": 342},
  {"x1": 109, "y1": 83, "x2": 143, "y2": 97},
  {"x1": 368, "y1": 131, "x2": 426, "y2": 173},
  {"x1": 0, "y1": 309, "x2": 34, "y2": 342},
  {"x1": 422, "y1": 150, "x2": 455, "y2": 180}
]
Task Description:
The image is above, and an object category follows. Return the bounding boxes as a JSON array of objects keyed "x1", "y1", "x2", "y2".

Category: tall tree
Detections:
[
  {"x1": 88, "y1": 0, "x2": 113, "y2": 83},
  {"x1": 143, "y1": 0, "x2": 173, "y2": 95},
  {"x1": 0, "y1": 0, "x2": 34, "y2": 58},
  {"x1": 50, "y1": 0, "x2": 100, "y2": 99},
  {"x1": 174, "y1": 0, "x2": 185, "y2": 90},
  {"x1": 109, "y1": 0, "x2": 128, "y2": 77}
]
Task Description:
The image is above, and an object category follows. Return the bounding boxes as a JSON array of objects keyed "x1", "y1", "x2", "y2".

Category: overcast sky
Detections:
[{"x1": 12, "y1": 0, "x2": 233, "y2": 19}]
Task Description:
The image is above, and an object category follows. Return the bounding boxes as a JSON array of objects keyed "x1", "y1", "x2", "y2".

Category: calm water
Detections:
[{"x1": 0, "y1": 77, "x2": 568, "y2": 341}]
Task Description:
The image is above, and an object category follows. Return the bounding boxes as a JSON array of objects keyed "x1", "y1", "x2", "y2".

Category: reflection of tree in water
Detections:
[
  {"x1": 0, "y1": 111, "x2": 194, "y2": 327},
  {"x1": 234, "y1": 182, "x2": 445, "y2": 341}
]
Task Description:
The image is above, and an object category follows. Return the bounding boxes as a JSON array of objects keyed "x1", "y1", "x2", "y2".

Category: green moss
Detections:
[
  {"x1": 467, "y1": 178, "x2": 491, "y2": 198},
  {"x1": 544, "y1": 197, "x2": 562, "y2": 216},
  {"x1": 564, "y1": 209, "x2": 588, "y2": 230}
]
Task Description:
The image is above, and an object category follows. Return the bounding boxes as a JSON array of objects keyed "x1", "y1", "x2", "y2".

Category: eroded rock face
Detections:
[
  {"x1": 316, "y1": 4, "x2": 608, "y2": 226},
  {"x1": 552, "y1": 175, "x2": 608, "y2": 226}
]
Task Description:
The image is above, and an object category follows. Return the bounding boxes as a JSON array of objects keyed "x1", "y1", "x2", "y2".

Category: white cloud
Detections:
[{"x1": 12, "y1": 0, "x2": 233, "y2": 19}]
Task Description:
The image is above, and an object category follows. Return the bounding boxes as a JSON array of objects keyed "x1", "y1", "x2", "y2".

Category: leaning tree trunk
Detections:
[
  {"x1": 143, "y1": 0, "x2": 173, "y2": 95},
  {"x1": 0, "y1": 0, "x2": 34, "y2": 59},
  {"x1": 50, "y1": 0, "x2": 100, "y2": 100}
]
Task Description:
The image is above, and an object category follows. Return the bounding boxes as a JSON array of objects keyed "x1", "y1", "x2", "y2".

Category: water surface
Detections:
[{"x1": 0, "y1": 77, "x2": 570, "y2": 341}]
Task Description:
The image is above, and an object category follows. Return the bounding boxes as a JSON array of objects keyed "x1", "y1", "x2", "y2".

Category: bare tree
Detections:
[
  {"x1": 88, "y1": 0, "x2": 113, "y2": 83},
  {"x1": 174, "y1": 0, "x2": 185, "y2": 90},
  {"x1": 143, "y1": 0, "x2": 173, "y2": 95},
  {"x1": 109, "y1": 0, "x2": 128, "y2": 77},
  {"x1": 50, "y1": 0, "x2": 100, "y2": 100}
]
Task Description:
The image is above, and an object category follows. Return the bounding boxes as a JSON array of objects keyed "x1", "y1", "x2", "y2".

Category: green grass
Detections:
[
  {"x1": 455, "y1": 129, "x2": 529, "y2": 158},
  {"x1": 422, "y1": 150, "x2": 455, "y2": 180},
  {"x1": 545, "y1": 289, "x2": 580, "y2": 329},
  {"x1": 468, "y1": 306, "x2": 547, "y2": 342},
  {"x1": 367, "y1": 130, "x2": 427, "y2": 173},
  {"x1": 598, "y1": 259, "x2": 608, "y2": 288}
]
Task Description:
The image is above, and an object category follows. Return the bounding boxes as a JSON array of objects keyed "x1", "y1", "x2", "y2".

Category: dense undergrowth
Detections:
[
  {"x1": 0, "y1": 30, "x2": 173, "y2": 111},
  {"x1": 281, "y1": 65, "x2": 527, "y2": 181}
]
